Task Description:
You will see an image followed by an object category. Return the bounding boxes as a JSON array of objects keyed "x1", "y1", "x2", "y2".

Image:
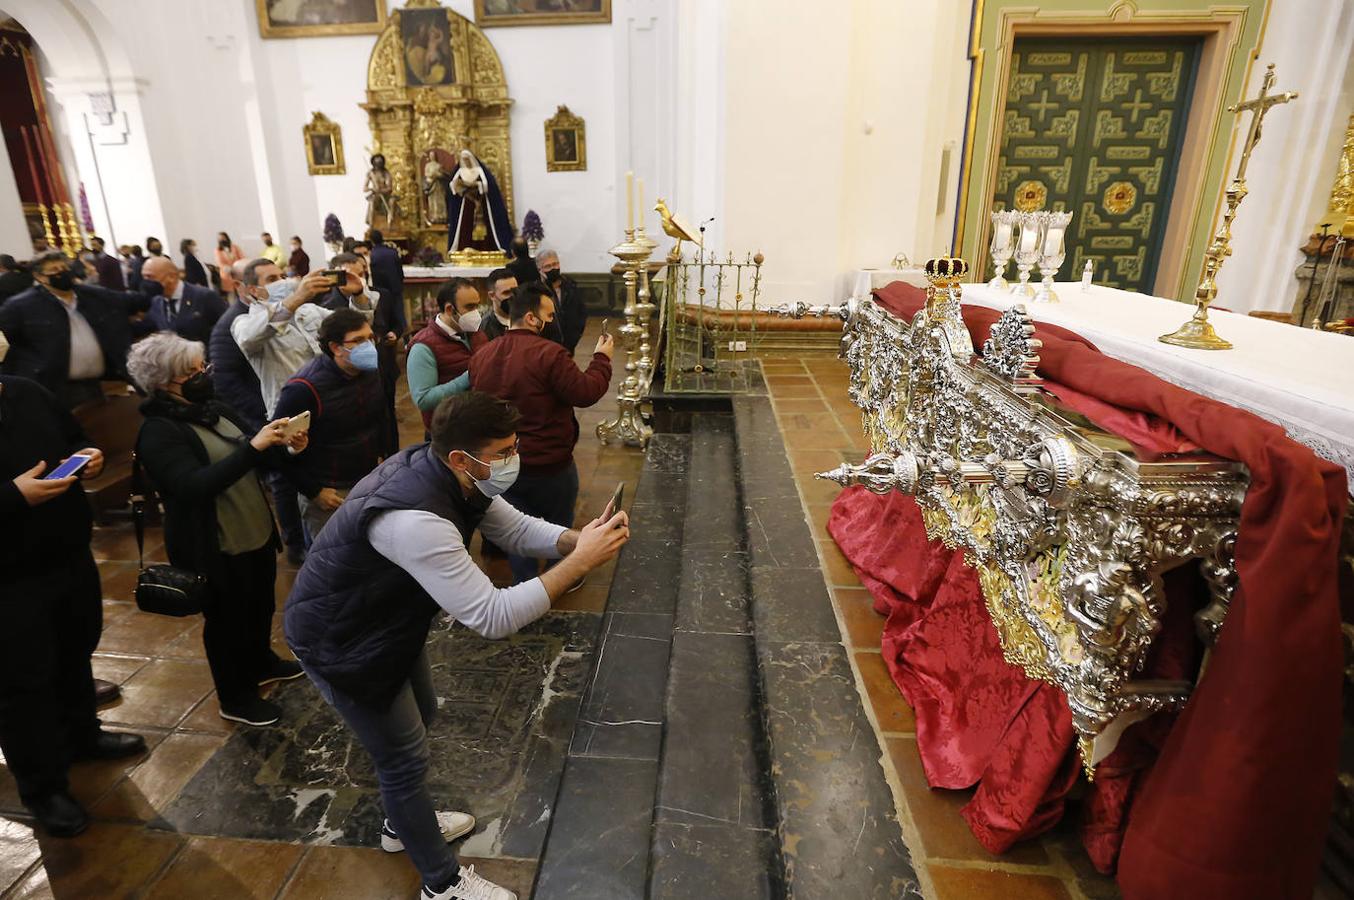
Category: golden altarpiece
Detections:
[{"x1": 363, "y1": 0, "x2": 514, "y2": 261}]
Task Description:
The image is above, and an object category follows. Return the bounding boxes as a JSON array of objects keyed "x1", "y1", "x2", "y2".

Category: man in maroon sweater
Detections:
[{"x1": 470, "y1": 283, "x2": 613, "y2": 584}]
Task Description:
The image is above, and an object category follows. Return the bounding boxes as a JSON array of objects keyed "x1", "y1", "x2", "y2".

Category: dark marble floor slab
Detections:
[
  {"x1": 750, "y1": 565, "x2": 841, "y2": 644},
  {"x1": 158, "y1": 611, "x2": 599, "y2": 862},
  {"x1": 650, "y1": 821, "x2": 780, "y2": 900},
  {"x1": 569, "y1": 613, "x2": 673, "y2": 762},
  {"x1": 532, "y1": 756, "x2": 658, "y2": 900},
  {"x1": 674, "y1": 547, "x2": 750, "y2": 635},
  {"x1": 656, "y1": 632, "x2": 770, "y2": 830},
  {"x1": 758, "y1": 641, "x2": 921, "y2": 899}
]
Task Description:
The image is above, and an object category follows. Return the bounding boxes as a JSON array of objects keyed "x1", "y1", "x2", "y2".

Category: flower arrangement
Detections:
[
  {"x1": 414, "y1": 245, "x2": 444, "y2": 268},
  {"x1": 323, "y1": 213, "x2": 344, "y2": 244},
  {"x1": 522, "y1": 210, "x2": 544, "y2": 243}
]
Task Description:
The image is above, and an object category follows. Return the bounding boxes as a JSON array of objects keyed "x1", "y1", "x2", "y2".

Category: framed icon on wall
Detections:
[
  {"x1": 544, "y1": 105, "x2": 586, "y2": 173},
  {"x1": 304, "y1": 112, "x2": 346, "y2": 176}
]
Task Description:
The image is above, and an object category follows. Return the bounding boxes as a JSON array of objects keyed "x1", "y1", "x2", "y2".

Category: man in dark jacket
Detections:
[
  {"x1": 366, "y1": 229, "x2": 405, "y2": 336},
  {"x1": 274, "y1": 308, "x2": 389, "y2": 543},
  {"x1": 323, "y1": 251, "x2": 400, "y2": 455},
  {"x1": 537, "y1": 250, "x2": 587, "y2": 354},
  {"x1": 87, "y1": 237, "x2": 125, "y2": 290},
  {"x1": 180, "y1": 238, "x2": 209, "y2": 287},
  {"x1": 505, "y1": 236, "x2": 539, "y2": 287},
  {"x1": 478, "y1": 268, "x2": 517, "y2": 342},
  {"x1": 141, "y1": 256, "x2": 226, "y2": 347},
  {"x1": 469, "y1": 284, "x2": 613, "y2": 584},
  {"x1": 0, "y1": 255, "x2": 33, "y2": 305},
  {"x1": 0, "y1": 374, "x2": 147, "y2": 838},
  {"x1": 0, "y1": 250, "x2": 150, "y2": 408},
  {"x1": 288, "y1": 236, "x2": 310, "y2": 277},
  {"x1": 284, "y1": 390, "x2": 628, "y2": 900}
]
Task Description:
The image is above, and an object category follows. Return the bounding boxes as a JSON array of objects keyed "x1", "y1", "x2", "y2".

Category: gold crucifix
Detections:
[
  {"x1": 1230, "y1": 63, "x2": 1299, "y2": 182},
  {"x1": 1159, "y1": 63, "x2": 1297, "y2": 350}
]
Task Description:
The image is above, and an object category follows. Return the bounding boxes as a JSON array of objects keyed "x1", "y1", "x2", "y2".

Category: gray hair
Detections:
[
  {"x1": 126, "y1": 332, "x2": 205, "y2": 394},
  {"x1": 536, "y1": 248, "x2": 559, "y2": 265}
]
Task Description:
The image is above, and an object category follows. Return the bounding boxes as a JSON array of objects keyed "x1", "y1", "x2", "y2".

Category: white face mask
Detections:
[
  {"x1": 462, "y1": 450, "x2": 520, "y2": 498},
  {"x1": 0, "y1": 328, "x2": 8, "y2": 363},
  {"x1": 458, "y1": 309, "x2": 483, "y2": 332}
]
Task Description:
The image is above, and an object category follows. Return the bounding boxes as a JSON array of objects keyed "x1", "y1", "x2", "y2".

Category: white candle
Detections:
[
  {"x1": 1043, "y1": 227, "x2": 1065, "y2": 256},
  {"x1": 995, "y1": 221, "x2": 1012, "y2": 250},
  {"x1": 1019, "y1": 224, "x2": 1038, "y2": 253},
  {"x1": 637, "y1": 177, "x2": 645, "y2": 230},
  {"x1": 625, "y1": 171, "x2": 634, "y2": 231}
]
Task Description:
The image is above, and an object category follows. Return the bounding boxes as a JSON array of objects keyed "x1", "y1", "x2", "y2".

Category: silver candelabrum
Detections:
[
  {"x1": 1033, "y1": 210, "x2": 1072, "y2": 304},
  {"x1": 988, "y1": 209, "x2": 1019, "y2": 289},
  {"x1": 1010, "y1": 211, "x2": 1043, "y2": 299},
  {"x1": 597, "y1": 224, "x2": 658, "y2": 448}
]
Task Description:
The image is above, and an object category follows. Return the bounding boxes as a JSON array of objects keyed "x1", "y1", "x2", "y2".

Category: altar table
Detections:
[{"x1": 962, "y1": 282, "x2": 1354, "y2": 489}]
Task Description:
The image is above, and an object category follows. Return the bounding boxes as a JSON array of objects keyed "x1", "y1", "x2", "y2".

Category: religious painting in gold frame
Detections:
[
  {"x1": 256, "y1": 0, "x2": 387, "y2": 38},
  {"x1": 304, "y1": 112, "x2": 346, "y2": 176},
  {"x1": 545, "y1": 106, "x2": 586, "y2": 172},
  {"x1": 474, "y1": 0, "x2": 610, "y2": 28}
]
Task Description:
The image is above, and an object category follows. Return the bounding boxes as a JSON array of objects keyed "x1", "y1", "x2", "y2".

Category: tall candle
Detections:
[
  {"x1": 637, "y1": 177, "x2": 645, "y2": 230},
  {"x1": 1043, "y1": 226, "x2": 1065, "y2": 256},
  {"x1": 995, "y1": 220, "x2": 1012, "y2": 250},
  {"x1": 625, "y1": 171, "x2": 634, "y2": 231},
  {"x1": 1019, "y1": 223, "x2": 1038, "y2": 253}
]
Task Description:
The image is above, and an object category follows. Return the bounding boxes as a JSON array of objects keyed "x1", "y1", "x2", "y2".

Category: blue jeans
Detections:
[
  {"x1": 303, "y1": 651, "x2": 458, "y2": 888},
  {"x1": 503, "y1": 461, "x2": 579, "y2": 584}
]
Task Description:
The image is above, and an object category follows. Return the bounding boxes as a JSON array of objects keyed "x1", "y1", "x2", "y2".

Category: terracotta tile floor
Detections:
[
  {"x1": 757, "y1": 348, "x2": 1122, "y2": 900},
  {"x1": 0, "y1": 320, "x2": 642, "y2": 899}
]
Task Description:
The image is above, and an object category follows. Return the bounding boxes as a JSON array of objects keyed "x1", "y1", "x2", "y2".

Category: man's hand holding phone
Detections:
[
  {"x1": 594, "y1": 332, "x2": 615, "y2": 358},
  {"x1": 14, "y1": 461, "x2": 78, "y2": 507}
]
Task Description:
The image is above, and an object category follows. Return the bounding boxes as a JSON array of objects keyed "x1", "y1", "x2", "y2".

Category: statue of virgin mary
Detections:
[{"x1": 445, "y1": 149, "x2": 512, "y2": 253}]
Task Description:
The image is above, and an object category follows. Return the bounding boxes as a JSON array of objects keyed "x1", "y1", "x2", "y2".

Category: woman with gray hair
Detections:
[{"x1": 128, "y1": 332, "x2": 309, "y2": 726}]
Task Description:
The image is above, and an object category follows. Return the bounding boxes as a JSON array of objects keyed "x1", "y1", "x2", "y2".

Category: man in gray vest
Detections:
[{"x1": 285, "y1": 391, "x2": 628, "y2": 900}]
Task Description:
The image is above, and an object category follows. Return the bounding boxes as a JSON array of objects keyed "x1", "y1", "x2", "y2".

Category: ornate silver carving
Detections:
[{"x1": 818, "y1": 257, "x2": 1250, "y2": 775}]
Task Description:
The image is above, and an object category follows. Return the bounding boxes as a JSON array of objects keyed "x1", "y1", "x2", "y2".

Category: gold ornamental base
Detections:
[
  {"x1": 448, "y1": 249, "x2": 509, "y2": 267},
  {"x1": 1158, "y1": 316, "x2": 1232, "y2": 351}
]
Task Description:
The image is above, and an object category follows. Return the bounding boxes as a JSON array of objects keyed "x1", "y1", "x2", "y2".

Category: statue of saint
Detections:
[
  {"x1": 423, "y1": 153, "x2": 448, "y2": 224},
  {"x1": 445, "y1": 149, "x2": 511, "y2": 253},
  {"x1": 364, "y1": 153, "x2": 398, "y2": 231}
]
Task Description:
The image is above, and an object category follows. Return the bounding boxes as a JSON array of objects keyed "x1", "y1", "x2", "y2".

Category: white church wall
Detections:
[
  {"x1": 1209, "y1": 0, "x2": 1354, "y2": 314},
  {"x1": 0, "y1": 136, "x2": 27, "y2": 255},
  {"x1": 717, "y1": 0, "x2": 971, "y2": 306}
]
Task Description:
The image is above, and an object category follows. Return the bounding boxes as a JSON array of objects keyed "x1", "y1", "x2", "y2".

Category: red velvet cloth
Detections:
[{"x1": 828, "y1": 283, "x2": 1346, "y2": 898}]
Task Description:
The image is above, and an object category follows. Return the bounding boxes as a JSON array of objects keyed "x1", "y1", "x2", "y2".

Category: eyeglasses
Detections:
[
  {"x1": 340, "y1": 336, "x2": 373, "y2": 347},
  {"x1": 465, "y1": 440, "x2": 519, "y2": 464}
]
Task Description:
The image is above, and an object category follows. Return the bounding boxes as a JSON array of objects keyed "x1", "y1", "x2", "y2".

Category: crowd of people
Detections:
[{"x1": 0, "y1": 228, "x2": 624, "y2": 900}]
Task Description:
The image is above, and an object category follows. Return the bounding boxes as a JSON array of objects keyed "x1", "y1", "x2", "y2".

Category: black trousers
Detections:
[
  {"x1": 202, "y1": 543, "x2": 280, "y2": 706},
  {"x1": 503, "y1": 461, "x2": 579, "y2": 584},
  {"x1": 0, "y1": 552, "x2": 103, "y2": 804},
  {"x1": 269, "y1": 470, "x2": 305, "y2": 552}
]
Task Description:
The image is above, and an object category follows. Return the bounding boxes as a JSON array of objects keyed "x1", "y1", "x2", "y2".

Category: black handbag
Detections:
[{"x1": 131, "y1": 454, "x2": 207, "y2": 617}]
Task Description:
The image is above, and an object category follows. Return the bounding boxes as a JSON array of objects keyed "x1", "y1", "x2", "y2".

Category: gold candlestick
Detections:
[
  {"x1": 38, "y1": 203, "x2": 58, "y2": 253},
  {"x1": 1161, "y1": 63, "x2": 1297, "y2": 350},
  {"x1": 597, "y1": 225, "x2": 657, "y2": 448}
]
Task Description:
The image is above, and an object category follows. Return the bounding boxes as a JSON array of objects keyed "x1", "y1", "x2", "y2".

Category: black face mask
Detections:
[
  {"x1": 44, "y1": 270, "x2": 75, "y2": 292},
  {"x1": 180, "y1": 370, "x2": 215, "y2": 404},
  {"x1": 142, "y1": 279, "x2": 164, "y2": 297},
  {"x1": 218, "y1": 240, "x2": 231, "y2": 250},
  {"x1": 544, "y1": 268, "x2": 562, "y2": 286}
]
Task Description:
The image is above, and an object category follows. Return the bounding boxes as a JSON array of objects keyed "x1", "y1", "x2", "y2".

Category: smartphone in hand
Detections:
[
  {"x1": 604, "y1": 482, "x2": 624, "y2": 520},
  {"x1": 600, "y1": 318, "x2": 609, "y2": 335},
  {"x1": 282, "y1": 410, "x2": 311, "y2": 440},
  {"x1": 44, "y1": 454, "x2": 92, "y2": 480}
]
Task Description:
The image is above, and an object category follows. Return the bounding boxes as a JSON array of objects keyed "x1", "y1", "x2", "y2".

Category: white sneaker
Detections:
[
  {"x1": 421, "y1": 865, "x2": 516, "y2": 900},
  {"x1": 381, "y1": 811, "x2": 476, "y2": 852}
]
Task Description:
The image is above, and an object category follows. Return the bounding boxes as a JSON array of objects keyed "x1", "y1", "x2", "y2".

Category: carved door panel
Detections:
[{"x1": 992, "y1": 38, "x2": 1200, "y2": 292}]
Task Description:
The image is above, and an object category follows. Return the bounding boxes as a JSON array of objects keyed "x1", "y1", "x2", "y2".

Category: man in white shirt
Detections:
[
  {"x1": 285, "y1": 391, "x2": 629, "y2": 900},
  {"x1": 231, "y1": 261, "x2": 374, "y2": 416}
]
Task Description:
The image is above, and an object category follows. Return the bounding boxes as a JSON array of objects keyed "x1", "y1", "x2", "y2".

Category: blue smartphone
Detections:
[{"x1": 43, "y1": 454, "x2": 92, "y2": 480}]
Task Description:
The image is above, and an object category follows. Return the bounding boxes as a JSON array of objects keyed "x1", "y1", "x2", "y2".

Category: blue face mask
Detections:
[
  {"x1": 463, "y1": 451, "x2": 520, "y2": 498},
  {"x1": 346, "y1": 339, "x2": 379, "y2": 371},
  {"x1": 265, "y1": 278, "x2": 296, "y2": 305}
]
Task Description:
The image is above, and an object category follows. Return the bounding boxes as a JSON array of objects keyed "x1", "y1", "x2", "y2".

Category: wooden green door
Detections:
[{"x1": 992, "y1": 37, "x2": 1200, "y2": 292}]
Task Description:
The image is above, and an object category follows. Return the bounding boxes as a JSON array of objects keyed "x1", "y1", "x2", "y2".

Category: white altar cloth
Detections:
[
  {"x1": 403, "y1": 265, "x2": 497, "y2": 279},
  {"x1": 853, "y1": 267, "x2": 927, "y2": 297},
  {"x1": 961, "y1": 282, "x2": 1354, "y2": 488}
]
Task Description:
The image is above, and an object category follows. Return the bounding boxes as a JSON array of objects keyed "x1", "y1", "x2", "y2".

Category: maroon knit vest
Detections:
[{"x1": 409, "y1": 321, "x2": 484, "y2": 426}]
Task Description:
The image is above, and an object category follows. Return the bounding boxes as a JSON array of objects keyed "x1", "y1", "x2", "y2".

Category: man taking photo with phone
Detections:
[{"x1": 285, "y1": 390, "x2": 629, "y2": 900}]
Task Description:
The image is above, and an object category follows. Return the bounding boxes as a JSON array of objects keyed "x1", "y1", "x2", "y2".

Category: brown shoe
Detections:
[{"x1": 94, "y1": 678, "x2": 120, "y2": 708}]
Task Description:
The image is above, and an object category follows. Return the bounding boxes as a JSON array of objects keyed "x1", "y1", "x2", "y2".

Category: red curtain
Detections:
[{"x1": 828, "y1": 283, "x2": 1345, "y2": 898}]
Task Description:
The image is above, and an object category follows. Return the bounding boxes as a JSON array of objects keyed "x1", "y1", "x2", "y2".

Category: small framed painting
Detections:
[
  {"x1": 544, "y1": 106, "x2": 586, "y2": 173},
  {"x1": 304, "y1": 112, "x2": 346, "y2": 176},
  {"x1": 256, "y1": 0, "x2": 387, "y2": 39},
  {"x1": 474, "y1": 0, "x2": 610, "y2": 28}
]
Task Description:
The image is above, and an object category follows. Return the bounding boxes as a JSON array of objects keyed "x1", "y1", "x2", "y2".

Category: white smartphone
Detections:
[
  {"x1": 44, "y1": 454, "x2": 92, "y2": 480},
  {"x1": 282, "y1": 410, "x2": 311, "y2": 439}
]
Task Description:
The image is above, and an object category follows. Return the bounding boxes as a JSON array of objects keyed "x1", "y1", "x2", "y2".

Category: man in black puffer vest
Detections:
[
  {"x1": 274, "y1": 307, "x2": 389, "y2": 544},
  {"x1": 284, "y1": 391, "x2": 629, "y2": 900}
]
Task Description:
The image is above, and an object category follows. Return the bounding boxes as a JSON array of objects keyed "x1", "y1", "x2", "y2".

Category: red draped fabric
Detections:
[{"x1": 827, "y1": 283, "x2": 1346, "y2": 898}]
